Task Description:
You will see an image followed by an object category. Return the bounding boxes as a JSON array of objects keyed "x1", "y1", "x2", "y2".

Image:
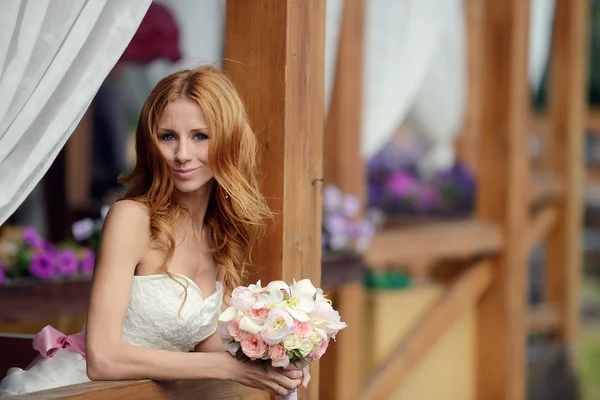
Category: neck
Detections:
[{"x1": 173, "y1": 183, "x2": 213, "y2": 232}]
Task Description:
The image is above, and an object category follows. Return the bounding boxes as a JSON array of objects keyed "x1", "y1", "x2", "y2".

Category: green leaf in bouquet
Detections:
[{"x1": 293, "y1": 349, "x2": 308, "y2": 364}]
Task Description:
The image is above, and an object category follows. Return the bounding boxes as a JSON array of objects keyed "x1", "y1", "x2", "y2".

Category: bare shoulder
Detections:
[
  {"x1": 106, "y1": 199, "x2": 149, "y2": 223},
  {"x1": 100, "y1": 200, "x2": 151, "y2": 257}
]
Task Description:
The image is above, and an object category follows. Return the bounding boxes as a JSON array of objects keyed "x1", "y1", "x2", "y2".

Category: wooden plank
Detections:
[
  {"x1": 527, "y1": 206, "x2": 559, "y2": 250},
  {"x1": 365, "y1": 220, "x2": 502, "y2": 269},
  {"x1": 225, "y1": 2, "x2": 324, "y2": 399},
  {"x1": 475, "y1": 1, "x2": 531, "y2": 399},
  {"x1": 8, "y1": 379, "x2": 264, "y2": 400},
  {"x1": 527, "y1": 303, "x2": 561, "y2": 334},
  {"x1": 323, "y1": 0, "x2": 366, "y2": 203},
  {"x1": 530, "y1": 171, "x2": 565, "y2": 206},
  {"x1": 456, "y1": 0, "x2": 485, "y2": 176},
  {"x1": 545, "y1": 0, "x2": 589, "y2": 353},
  {"x1": 320, "y1": 1, "x2": 367, "y2": 399},
  {"x1": 360, "y1": 260, "x2": 494, "y2": 400}
]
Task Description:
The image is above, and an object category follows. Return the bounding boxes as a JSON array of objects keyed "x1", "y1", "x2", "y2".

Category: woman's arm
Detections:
[{"x1": 85, "y1": 201, "x2": 228, "y2": 381}]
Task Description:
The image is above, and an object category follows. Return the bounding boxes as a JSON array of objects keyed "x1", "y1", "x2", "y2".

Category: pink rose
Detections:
[
  {"x1": 309, "y1": 339, "x2": 329, "y2": 361},
  {"x1": 228, "y1": 320, "x2": 247, "y2": 341},
  {"x1": 294, "y1": 321, "x2": 313, "y2": 339},
  {"x1": 241, "y1": 334, "x2": 267, "y2": 360},
  {"x1": 268, "y1": 344, "x2": 290, "y2": 368},
  {"x1": 250, "y1": 307, "x2": 268, "y2": 320}
]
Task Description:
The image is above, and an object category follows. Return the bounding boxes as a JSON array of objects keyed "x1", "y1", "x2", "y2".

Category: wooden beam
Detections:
[
  {"x1": 527, "y1": 206, "x2": 559, "y2": 250},
  {"x1": 527, "y1": 303, "x2": 561, "y2": 334},
  {"x1": 530, "y1": 171, "x2": 565, "y2": 206},
  {"x1": 324, "y1": 0, "x2": 366, "y2": 203},
  {"x1": 545, "y1": 0, "x2": 589, "y2": 353},
  {"x1": 475, "y1": 1, "x2": 531, "y2": 399},
  {"x1": 8, "y1": 379, "x2": 264, "y2": 400},
  {"x1": 456, "y1": 0, "x2": 485, "y2": 176},
  {"x1": 225, "y1": 2, "x2": 324, "y2": 399},
  {"x1": 320, "y1": 1, "x2": 367, "y2": 399},
  {"x1": 365, "y1": 220, "x2": 502, "y2": 269},
  {"x1": 360, "y1": 261, "x2": 494, "y2": 400}
]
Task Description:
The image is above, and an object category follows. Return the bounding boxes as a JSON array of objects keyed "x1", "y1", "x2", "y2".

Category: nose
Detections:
[{"x1": 174, "y1": 139, "x2": 192, "y2": 164}]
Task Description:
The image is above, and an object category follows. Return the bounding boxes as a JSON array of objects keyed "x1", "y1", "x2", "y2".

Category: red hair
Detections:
[{"x1": 120, "y1": 65, "x2": 272, "y2": 296}]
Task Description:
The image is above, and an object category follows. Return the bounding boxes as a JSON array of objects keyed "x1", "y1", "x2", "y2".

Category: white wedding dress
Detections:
[{"x1": 0, "y1": 274, "x2": 223, "y2": 397}]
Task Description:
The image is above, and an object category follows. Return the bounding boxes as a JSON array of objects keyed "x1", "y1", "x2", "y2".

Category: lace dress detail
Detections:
[
  {"x1": 0, "y1": 274, "x2": 223, "y2": 397},
  {"x1": 122, "y1": 274, "x2": 223, "y2": 352}
]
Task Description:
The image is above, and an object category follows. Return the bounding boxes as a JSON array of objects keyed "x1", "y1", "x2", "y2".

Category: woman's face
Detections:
[{"x1": 156, "y1": 97, "x2": 214, "y2": 194}]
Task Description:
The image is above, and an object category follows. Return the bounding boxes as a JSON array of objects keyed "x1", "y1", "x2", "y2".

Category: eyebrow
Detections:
[{"x1": 157, "y1": 128, "x2": 209, "y2": 133}]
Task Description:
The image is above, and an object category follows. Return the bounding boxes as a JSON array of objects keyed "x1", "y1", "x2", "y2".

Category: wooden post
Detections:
[
  {"x1": 456, "y1": 0, "x2": 485, "y2": 177},
  {"x1": 225, "y1": 1, "x2": 325, "y2": 399},
  {"x1": 545, "y1": 0, "x2": 589, "y2": 354},
  {"x1": 475, "y1": 1, "x2": 531, "y2": 399},
  {"x1": 321, "y1": 1, "x2": 367, "y2": 399}
]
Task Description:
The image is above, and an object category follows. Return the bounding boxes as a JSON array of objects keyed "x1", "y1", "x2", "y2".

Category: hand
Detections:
[
  {"x1": 281, "y1": 362, "x2": 311, "y2": 389},
  {"x1": 230, "y1": 358, "x2": 303, "y2": 396}
]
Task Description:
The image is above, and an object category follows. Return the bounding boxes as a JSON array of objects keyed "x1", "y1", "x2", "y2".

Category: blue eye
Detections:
[
  {"x1": 159, "y1": 133, "x2": 176, "y2": 141},
  {"x1": 193, "y1": 132, "x2": 209, "y2": 141}
]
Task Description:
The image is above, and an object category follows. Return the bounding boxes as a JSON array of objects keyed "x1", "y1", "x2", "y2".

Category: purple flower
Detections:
[
  {"x1": 80, "y1": 250, "x2": 95, "y2": 274},
  {"x1": 343, "y1": 194, "x2": 361, "y2": 218},
  {"x1": 323, "y1": 185, "x2": 343, "y2": 213},
  {"x1": 329, "y1": 233, "x2": 349, "y2": 251},
  {"x1": 324, "y1": 214, "x2": 347, "y2": 235},
  {"x1": 54, "y1": 250, "x2": 79, "y2": 276},
  {"x1": 386, "y1": 171, "x2": 415, "y2": 197},
  {"x1": 415, "y1": 185, "x2": 441, "y2": 211},
  {"x1": 29, "y1": 253, "x2": 54, "y2": 280},
  {"x1": 22, "y1": 227, "x2": 45, "y2": 249},
  {"x1": 72, "y1": 218, "x2": 95, "y2": 242}
]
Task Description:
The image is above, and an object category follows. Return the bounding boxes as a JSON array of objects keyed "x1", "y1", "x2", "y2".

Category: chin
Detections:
[{"x1": 174, "y1": 179, "x2": 213, "y2": 194}]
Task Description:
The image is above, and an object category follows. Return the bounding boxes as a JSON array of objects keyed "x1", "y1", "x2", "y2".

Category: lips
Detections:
[{"x1": 173, "y1": 167, "x2": 199, "y2": 178}]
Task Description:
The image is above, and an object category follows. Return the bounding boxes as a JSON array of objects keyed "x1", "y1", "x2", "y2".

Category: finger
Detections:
[
  {"x1": 270, "y1": 371, "x2": 302, "y2": 391},
  {"x1": 301, "y1": 366, "x2": 311, "y2": 388},
  {"x1": 280, "y1": 369, "x2": 303, "y2": 380}
]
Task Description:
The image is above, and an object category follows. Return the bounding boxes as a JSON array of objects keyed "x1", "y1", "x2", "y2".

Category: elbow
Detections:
[{"x1": 86, "y1": 345, "x2": 120, "y2": 381}]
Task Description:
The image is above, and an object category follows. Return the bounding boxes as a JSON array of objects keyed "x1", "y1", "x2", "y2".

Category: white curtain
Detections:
[
  {"x1": 361, "y1": 0, "x2": 451, "y2": 158},
  {"x1": 529, "y1": 0, "x2": 556, "y2": 92},
  {"x1": 407, "y1": 0, "x2": 466, "y2": 176},
  {"x1": 325, "y1": 0, "x2": 344, "y2": 114},
  {"x1": 0, "y1": 0, "x2": 151, "y2": 225}
]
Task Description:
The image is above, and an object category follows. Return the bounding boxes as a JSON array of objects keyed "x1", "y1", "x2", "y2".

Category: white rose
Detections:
[
  {"x1": 299, "y1": 339, "x2": 315, "y2": 357},
  {"x1": 309, "y1": 331, "x2": 322, "y2": 346},
  {"x1": 283, "y1": 335, "x2": 301, "y2": 350}
]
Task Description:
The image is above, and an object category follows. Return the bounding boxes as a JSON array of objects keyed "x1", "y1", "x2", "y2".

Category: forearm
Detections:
[
  {"x1": 194, "y1": 330, "x2": 227, "y2": 353},
  {"x1": 87, "y1": 341, "x2": 233, "y2": 382}
]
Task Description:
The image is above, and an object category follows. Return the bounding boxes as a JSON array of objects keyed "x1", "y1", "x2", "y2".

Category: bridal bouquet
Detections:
[{"x1": 218, "y1": 279, "x2": 346, "y2": 399}]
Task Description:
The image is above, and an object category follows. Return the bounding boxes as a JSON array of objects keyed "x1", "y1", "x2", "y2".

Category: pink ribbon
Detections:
[{"x1": 25, "y1": 325, "x2": 86, "y2": 370}]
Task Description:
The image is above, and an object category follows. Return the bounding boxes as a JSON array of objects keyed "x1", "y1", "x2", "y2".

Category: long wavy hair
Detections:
[{"x1": 119, "y1": 65, "x2": 272, "y2": 297}]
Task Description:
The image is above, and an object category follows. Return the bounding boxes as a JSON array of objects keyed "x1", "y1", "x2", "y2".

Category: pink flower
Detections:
[
  {"x1": 294, "y1": 321, "x2": 313, "y2": 340},
  {"x1": 231, "y1": 286, "x2": 258, "y2": 312},
  {"x1": 309, "y1": 339, "x2": 329, "y2": 361},
  {"x1": 268, "y1": 344, "x2": 290, "y2": 368},
  {"x1": 228, "y1": 320, "x2": 246, "y2": 341},
  {"x1": 241, "y1": 334, "x2": 267, "y2": 360},
  {"x1": 250, "y1": 307, "x2": 268, "y2": 320},
  {"x1": 386, "y1": 171, "x2": 415, "y2": 197}
]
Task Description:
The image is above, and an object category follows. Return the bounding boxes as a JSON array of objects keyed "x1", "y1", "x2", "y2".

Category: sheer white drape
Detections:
[
  {"x1": 361, "y1": 0, "x2": 450, "y2": 159},
  {"x1": 0, "y1": 0, "x2": 151, "y2": 225},
  {"x1": 407, "y1": 0, "x2": 466, "y2": 176},
  {"x1": 360, "y1": 0, "x2": 556, "y2": 175},
  {"x1": 529, "y1": 0, "x2": 555, "y2": 92},
  {"x1": 325, "y1": 0, "x2": 344, "y2": 114}
]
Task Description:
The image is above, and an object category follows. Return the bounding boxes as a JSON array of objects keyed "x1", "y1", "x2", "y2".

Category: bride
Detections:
[{"x1": 0, "y1": 66, "x2": 308, "y2": 397}]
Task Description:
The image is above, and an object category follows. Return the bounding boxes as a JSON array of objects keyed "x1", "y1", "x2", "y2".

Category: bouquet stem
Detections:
[{"x1": 276, "y1": 389, "x2": 297, "y2": 400}]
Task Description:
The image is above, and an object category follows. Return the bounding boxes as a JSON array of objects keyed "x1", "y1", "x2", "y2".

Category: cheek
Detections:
[{"x1": 157, "y1": 143, "x2": 173, "y2": 159}]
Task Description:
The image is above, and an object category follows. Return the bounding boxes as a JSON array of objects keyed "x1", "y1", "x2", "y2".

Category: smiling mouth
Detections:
[{"x1": 173, "y1": 167, "x2": 199, "y2": 177}]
